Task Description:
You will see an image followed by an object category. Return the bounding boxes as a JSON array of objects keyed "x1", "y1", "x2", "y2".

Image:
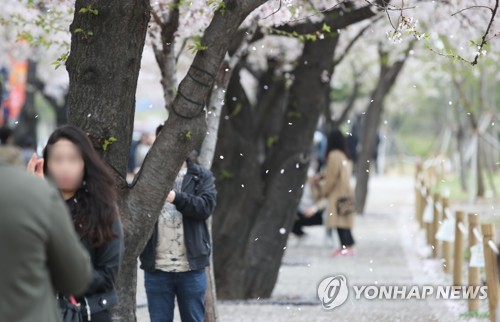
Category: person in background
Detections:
[
  {"x1": 313, "y1": 130, "x2": 328, "y2": 171},
  {"x1": 292, "y1": 162, "x2": 324, "y2": 238},
  {"x1": 21, "y1": 137, "x2": 37, "y2": 165},
  {"x1": 140, "y1": 124, "x2": 217, "y2": 322},
  {"x1": 27, "y1": 125, "x2": 124, "y2": 322},
  {"x1": 311, "y1": 129, "x2": 356, "y2": 256},
  {"x1": 0, "y1": 158, "x2": 92, "y2": 322},
  {"x1": 0, "y1": 125, "x2": 23, "y2": 166},
  {"x1": 134, "y1": 132, "x2": 153, "y2": 171},
  {"x1": 347, "y1": 128, "x2": 358, "y2": 168},
  {"x1": 127, "y1": 135, "x2": 140, "y2": 178}
]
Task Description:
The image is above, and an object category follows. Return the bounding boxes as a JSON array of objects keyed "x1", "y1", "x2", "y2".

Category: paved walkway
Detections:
[{"x1": 136, "y1": 175, "x2": 492, "y2": 321}]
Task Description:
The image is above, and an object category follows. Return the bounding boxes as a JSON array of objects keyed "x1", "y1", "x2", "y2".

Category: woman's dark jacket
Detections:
[{"x1": 66, "y1": 198, "x2": 124, "y2": 315}]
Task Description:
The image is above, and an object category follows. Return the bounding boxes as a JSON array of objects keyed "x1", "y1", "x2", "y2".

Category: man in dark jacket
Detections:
[
  {"x1": 0, "y1": 159, "x2": 92, "y2": 322},
  {"x1": 140, "y1": 125, "x2": 217, "y2": 322}
]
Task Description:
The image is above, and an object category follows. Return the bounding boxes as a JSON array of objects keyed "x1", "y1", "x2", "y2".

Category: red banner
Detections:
[{"x1": 5, "y1": 60, "x2": 28, "y2": 121}]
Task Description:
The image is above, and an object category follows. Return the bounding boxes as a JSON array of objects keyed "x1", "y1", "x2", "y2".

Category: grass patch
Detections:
[
  {"x1": 459, "y1": 310, "x2": 489, "y2": 319},
  {"x1": 434, "y1": 172, "x2": 500, "y2": 201}
]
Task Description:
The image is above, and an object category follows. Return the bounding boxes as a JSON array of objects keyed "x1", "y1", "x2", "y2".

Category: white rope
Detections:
[
  {"x1": 435, "y1": 202, "x2": 443, "y2": 213},
  {"x1": 488, "y1": 240, "x2": 499, "y2": 255},
  {"x1": 458, "y1": 222, "x2": 467, "y2": 235},
  {"x1": 444, "y1": 208, "x2": 453, "y2": 219},
  {"x1": 472, "y1": 227, "x2": 483, "y2": 243},
  {"x1": 422, "y1": 159, "x2": 433, "y2": 170}
]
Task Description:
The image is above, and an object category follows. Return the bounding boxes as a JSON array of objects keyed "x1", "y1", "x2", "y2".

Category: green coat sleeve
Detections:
[{"x1": 46, "y1": 187, "x2": 92, "y2": 296}]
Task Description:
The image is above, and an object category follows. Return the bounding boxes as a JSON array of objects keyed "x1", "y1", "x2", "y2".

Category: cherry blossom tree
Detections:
[{"x1": 1, "y1": 0, "x2": 498, "y2": 317}]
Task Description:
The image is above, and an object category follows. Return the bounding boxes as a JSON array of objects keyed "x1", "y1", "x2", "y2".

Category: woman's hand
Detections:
[{"x1": 27, "y1": 153, "x2": 44, "y2": 178}]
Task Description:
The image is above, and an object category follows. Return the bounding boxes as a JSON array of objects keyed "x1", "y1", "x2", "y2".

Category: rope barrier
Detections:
[
  {"x1": 458, "y1": 222, "x2": 467, "y2": 235},
  {"x1": 472, "y1": 227, "x2": 483, "y2": 243}
]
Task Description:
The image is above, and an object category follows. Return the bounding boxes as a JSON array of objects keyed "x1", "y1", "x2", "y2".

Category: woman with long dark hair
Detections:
[
  {"x1": 312, "y1": 129, "x2": 356, "y2": 256},
  {"x1": 27, "y1": 125, "x2": 124, "y2": 322}
]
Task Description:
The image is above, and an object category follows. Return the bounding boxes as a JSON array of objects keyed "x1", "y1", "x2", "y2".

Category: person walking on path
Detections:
[
  {"x1": 311, "y1": 129, "x2": 356, "y2": 256},
  {"x1": 140, "y1": 124, "x2": 217, "y2": 322},
  {"x1": 0, "y1": 158, "x2": 92, "y2": 322},
  {"x1": 27, "y1": 125, "x2": 124, "y2": 322}
]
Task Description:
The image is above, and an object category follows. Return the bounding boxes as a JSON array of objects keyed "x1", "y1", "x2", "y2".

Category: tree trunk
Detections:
[
  {"x1": 330, "y1": 77, "x2": 361, "y2": 130},
  {"x1": 451, "y1": 71, "x2": 485, "y2": 198},
  {"x1": 32, "y1": 71, "x2": 68, "y2": 126},
  {"x1": 65, "y1": 0, "x2": 268, "y2": 320},
  {"x1": 454, "y1": 108, "x2": 468, "y2": 191},
  {"x1": 476, "y1": 135, "x2": 485, "y2": 197},
  {"x1": 212, "y1": 63, "x2": 264, "y2": 299},
  {"x1": 214, "y1": 37, "x2": 337, "y2": 299},
  {"x1": 213, "y1": 4, "x2": 380, "y2": 299},
  {"x1": 113, "y1": 253, "x2": 138, "y2": 320},
  {"x1": 241, "y1": 34, "x2": 340, "y2": 299},
  {"x1": 198, "y1": 23, "x2": 257, "y2": 322},
  {"x1": 150, "y1": 0, "x2": 180, "y2": 111},
  {"x1": 354, "y1": 45, "x2": 412, "y2": 214},
  {"x1": 66, "y1": 0, "x2": 151, "y2": 175}
]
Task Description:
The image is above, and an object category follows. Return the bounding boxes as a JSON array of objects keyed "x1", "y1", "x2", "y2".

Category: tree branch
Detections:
[
  {"x1": 451, "y1": 5, "x2": 494, "y2": 17},
  {"x1": 470, "y1": 0, "x2": 499, "y2": 65},
  {"x1": 333, "y1": 17, "x2": 380, "y2": 66},
  {"x1": 199, "y1": 19, "x2": 258, "y2": 169},
  {"x1": 150, "y1": 8, "x2": 164, "y2": 28},
  {"x1": 150, "y1": 0, "x2": 181, "y2": 110},
  {"x1": 332, "y1": 66, "x2": 361, "y2": 128},
  {"x1": 452, "y1": 75, "x2": 478, "y2": 129},
  {"x1": 175, "y1": 37, "x2": 188, "y2": 62},
  {"x1": 128, "y1": 0, "x2": 269, "y2": 244}
]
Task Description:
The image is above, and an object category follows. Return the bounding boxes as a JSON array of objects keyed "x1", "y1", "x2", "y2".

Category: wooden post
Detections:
[
  {"x1": 482, "y1": 223, "x2": 499, "y2": 322},
  {"x1": 419, "y1": 180, "x2": 426, "y2": 229},
  {"x1": 432, "y1": 193, "x2": 441, "y2": 258},
  {"x1": 425, "y1": 185, "x2": 433, "y2": 245},
  {"x1": 468, "y1": 213, "x2": 481, "y2": 312},
  {"x1": 428, "y1": 161, "x2": 436, "y2": 186},
  {"x1": 442, "y1": 197, "x2": 452, "y2": 273},
  {"x1": 453, "y1": 211, "x2": 465, "y2": 288},
  {"x1": 415, "y1": 163, "x2": 423, "y2": 227},
  {"x1": 415, "y1": 179, "x2": 422, "y2": 227}
]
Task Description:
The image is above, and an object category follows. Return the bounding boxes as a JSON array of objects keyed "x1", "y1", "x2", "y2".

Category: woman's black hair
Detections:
[
  {"x1": 43, "y1": 125, "x2": 119, "y2": 247},
  {"x1": 326, "y1": 129, "x2": 351, "y2": 160}
]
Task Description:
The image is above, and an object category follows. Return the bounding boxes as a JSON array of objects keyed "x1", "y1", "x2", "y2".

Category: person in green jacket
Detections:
[{"x1": 0, "y1": 159, "x2": 92, "y2": 322}]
